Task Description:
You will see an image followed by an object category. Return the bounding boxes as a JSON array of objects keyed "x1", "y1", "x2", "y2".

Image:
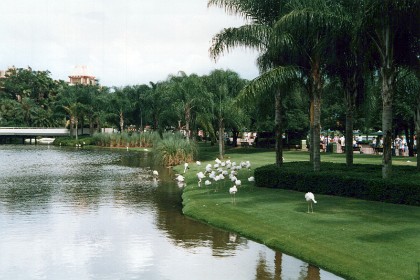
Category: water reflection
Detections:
[{"x1": 0, "y1": 145, "x2": 343, "y2": 280}]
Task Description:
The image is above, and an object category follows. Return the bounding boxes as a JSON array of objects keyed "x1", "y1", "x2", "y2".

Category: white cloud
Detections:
[{"x1": 0, "y1": 0, "x2": 259, "y2": 86}]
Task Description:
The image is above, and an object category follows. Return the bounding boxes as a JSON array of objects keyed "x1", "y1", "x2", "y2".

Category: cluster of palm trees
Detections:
[
  {"x1": 0, "y1": 67, "x2": 258, "y2": 157},
  {"x1": 209, "y1": 0, "x2": 419, "y2": 177}
]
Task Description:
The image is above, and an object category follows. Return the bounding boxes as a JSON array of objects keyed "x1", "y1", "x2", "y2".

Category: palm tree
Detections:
[
  {"x1": 360, "y1": 0, "x2": 420, "y2": 178},
  {"x1": 275, "y1": 0, "x2": 348, "y2": 171},
  {"x1": 167, "y1": 72, "x2": 210, "y2": 141},
  {"x1": 209, "y1": 0, "x2": 294, "y2": 166},
  {"x1": 205, "y1": 69, "x2": 247, "y2": 158}
]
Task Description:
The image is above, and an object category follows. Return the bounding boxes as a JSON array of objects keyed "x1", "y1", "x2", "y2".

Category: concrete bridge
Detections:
[{"x1": 0, "y1": 127, "x2": 70, "y2": 144}]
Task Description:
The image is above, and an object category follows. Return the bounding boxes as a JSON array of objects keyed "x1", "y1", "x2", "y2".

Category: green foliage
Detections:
[
  {"x1": 92, "y1": 132, "x2": 159, "y2": 148},
  {"x1": 153, "y1": 133, "x2": 197, "y2": 166},
  {"x1": 255, "y1": 162, "x2": 420, "y2": 206}
]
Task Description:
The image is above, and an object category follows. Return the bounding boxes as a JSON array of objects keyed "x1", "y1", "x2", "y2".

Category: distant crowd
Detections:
[{"x1": 320, "y1": 134, "x2": 417, "y2": 156}]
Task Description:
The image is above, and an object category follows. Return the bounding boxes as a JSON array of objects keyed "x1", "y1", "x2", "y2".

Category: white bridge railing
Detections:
[{"x1": 0, "y1": 127, "x2": 70, "y2": 136}]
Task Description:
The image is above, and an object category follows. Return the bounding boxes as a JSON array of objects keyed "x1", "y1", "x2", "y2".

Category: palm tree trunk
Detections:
[
  {"x1": 311, "y1": 58, "x2": 322, "y2": 172},
  {"x1": 308, "y1": 87, "x2": 314, "y2": 164},
  {"x1": 185, "y1": 107, "x2": 191, "y2": 141},
  {"x1": 218, "y1": 119, "x2": 224, "y2": 159},
  {"x1": 345, "y1": 110, "x2": 354, "y2": 166},
  {"x1": 119, "y1": 111, "x2": 124, "y2": 132},
  {"x1": 415, "y1": 94, "x2": 420, "y2": 171},
  {"x1": 75, "y1": 118, "x2": 79, "y2": 142},
  {"x1": 274, "y1": 88, "x2": 283, "y2": 167},
  {"x1": 381, "y1": 68, "x2": 394, "y2": 178},
  {"x1": 344, "y1": 78, "x2": 357, "y2": 166}
]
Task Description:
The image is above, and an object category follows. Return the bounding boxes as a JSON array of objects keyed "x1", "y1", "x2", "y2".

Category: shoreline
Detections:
[{"x1": 177, "y1": 149, "x2": 420, "y2": 280}]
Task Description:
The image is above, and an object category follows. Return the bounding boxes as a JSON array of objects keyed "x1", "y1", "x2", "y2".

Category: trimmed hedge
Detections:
[{"x1": 254, "y1": 162, "x2": 420, "y2": 206}]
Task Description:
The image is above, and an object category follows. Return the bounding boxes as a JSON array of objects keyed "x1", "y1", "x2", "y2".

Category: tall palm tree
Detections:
[
  {"x1": 275, "y1": 0, "x2": 348, "y2": 171},
  {"x1": 167, "y1": 72, "x2": 210, "y2": 141},
  {"x1": 360, "y1": 0, "x2": 420, "y2": 178},
  {"x1": 209, "y1": 0, "x2": 294, "y2": 166},
  {"x1": 326, "y1": 0, "x2": 369, "y2": 167},
  {"x1": 205, "y1": 69, "x2": 247, "y2": 158}
]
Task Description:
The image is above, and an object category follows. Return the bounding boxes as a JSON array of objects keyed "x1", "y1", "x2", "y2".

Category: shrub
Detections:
[
  {"x1": 154, "y1": 133, "x2": 197, "y2": 166},
  {"x1": 254, "y1": 162, "x2": 420, "y2": 206}
]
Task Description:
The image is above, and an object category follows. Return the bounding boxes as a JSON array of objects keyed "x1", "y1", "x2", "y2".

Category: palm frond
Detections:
[
  {"x1": 209, "y1": 24, "x2": 271, "y2": 60},
  {"x1": 237, "y1": 66, "x2": 298, "y2": 104}
]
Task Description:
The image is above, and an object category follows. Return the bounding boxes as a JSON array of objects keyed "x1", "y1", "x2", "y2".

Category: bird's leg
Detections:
[
  {"x1": 311, "y1": 202, "x2": 314, "y2": 213},
  {"x1": 307, "y1": 202, "x2": 310, "y2": 213}
]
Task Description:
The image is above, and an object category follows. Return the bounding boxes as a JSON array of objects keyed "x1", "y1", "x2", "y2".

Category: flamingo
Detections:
[
  {"x1": 175, "y1": 174, "x2": 185, "y2": 183},
  {"x1": 196, "y1": 161, "x2": 201, "y2": 166},
  {"x1": 183, "y1": 162, "x2": 189, "y2": 173},
  {"x1": 305, "y1": 192, "x2": 317, "y2": 213},
  {"x1": 152, "y1": 170, "x2": 159, "y2": 178},
  {"x1": 197, "y1": 171, "x2": 205, "y2": 187},
  {"x1": 248, "y1": 176, "x2": 255, "y2": 182},
  {"x1": 229, "y1": 185, "x2": 238, "y2": 204}
]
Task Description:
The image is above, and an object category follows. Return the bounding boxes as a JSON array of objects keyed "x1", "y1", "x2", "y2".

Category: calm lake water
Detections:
[{"x1": 0, "y1": 145, "x2": 343, "y2": 280}]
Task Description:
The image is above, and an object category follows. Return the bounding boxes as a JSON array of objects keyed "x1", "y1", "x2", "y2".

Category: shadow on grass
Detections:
[{"x1": 357, "y1": 227, "x2": 419, "y2": 243}]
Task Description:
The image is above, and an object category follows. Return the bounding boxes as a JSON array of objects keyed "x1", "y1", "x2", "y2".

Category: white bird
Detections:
[
  {"x1": 176, "y1": 174, "x2": 185, "y2": 183},
  {"x1": 196, "y1": 161, "x2": 202, "y2": 166},
  {"x1": 204, "y1": 180, "x2": 212, "y2": 186},
  {"x1": 235, "y1": 180, "x2": 241, "y2": 187},
  {"x1": 229, "y1": 185, "x2": 238, "y2": 204},
  {"x1": 183, "y1": 162, "x2": 189, "y2": 173},
  {"x1": 305, "y1": 192, "x2": 317, "y2": 213},
  {"x1": 152, "y1": 170, "x2": 159, "y2": 178},
  {"x1": 215, "y1": 158, "x2": 222, "y2": 164},
  {"x1": 245, "y1": 161, "x2": 251, "y2": 171},
  {"x1": 248, "y1": 176, "x2": 255, "y2": 182},
  {"x1": 197, "y1": 171, "x2": 205, "y2": 187}
]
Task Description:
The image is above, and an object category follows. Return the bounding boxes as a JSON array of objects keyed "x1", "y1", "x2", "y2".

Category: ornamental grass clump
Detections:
[
  {"x1": 92, "y1": 131, "x2": 160, "y2": 148},
  {"x1": 154, "y1": 133, "x2": 197, "y2": 166}
]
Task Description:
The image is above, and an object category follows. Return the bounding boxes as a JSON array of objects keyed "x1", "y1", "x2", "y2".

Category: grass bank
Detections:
[{"x1": 179, "y1": 144, "x2": 420, "y2": 280}]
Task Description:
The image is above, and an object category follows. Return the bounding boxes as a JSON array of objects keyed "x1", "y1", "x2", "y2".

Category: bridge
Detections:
[{"x1": 0, "y1": 127, "x2": 70, "y2": 144}]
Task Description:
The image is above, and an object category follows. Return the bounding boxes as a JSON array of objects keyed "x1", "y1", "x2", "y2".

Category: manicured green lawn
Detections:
[{"x1": 179, "y1": 144, "x2": 420, "y2": 280}]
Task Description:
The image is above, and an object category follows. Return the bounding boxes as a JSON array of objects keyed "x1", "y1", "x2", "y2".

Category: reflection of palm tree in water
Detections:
[
  {"x1": 255, "y1": 251, "x2": 321, "y2": 280},
  {"x1": 255, "y1": 252, "x2": 273, "y2": 280},
  {"x1": 274, "y1": 251, "x2": 282, "y2": 280},
  {"x1": 301, "y1": 263, "x2": 321, "y2": 280},
  {"x1": 307, "y1": 265, "x2": 321, "y2": 280}
]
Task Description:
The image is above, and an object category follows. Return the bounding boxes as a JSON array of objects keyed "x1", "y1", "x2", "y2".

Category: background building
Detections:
[{"x1": 69, "y1": 65, "x2": 96, "y2": 85}]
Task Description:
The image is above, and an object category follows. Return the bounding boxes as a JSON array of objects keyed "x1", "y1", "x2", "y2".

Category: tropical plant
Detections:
[
  {"x1": 360, "y1": 0, "x2": 420, "y2": 178},
  {"x1": 153, "y1": 132, "x2": 198, "y2": 166},
  {"x1": 208, "y1": 0, "x2": 295, "y2": 166}
]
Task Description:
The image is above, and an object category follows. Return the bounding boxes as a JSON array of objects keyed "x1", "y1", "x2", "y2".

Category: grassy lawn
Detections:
[{"x1": 179, "y1": 144, "x2": 420, "y2": 280}]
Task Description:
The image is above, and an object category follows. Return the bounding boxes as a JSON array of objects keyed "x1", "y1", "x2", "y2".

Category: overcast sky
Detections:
[{"x1": 0, "y1": 0, "x2": 259, "y2": 87}]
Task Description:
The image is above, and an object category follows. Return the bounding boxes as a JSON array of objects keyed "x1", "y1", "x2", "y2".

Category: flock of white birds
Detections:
[{"x1": 152, "y1": 159, "x2": 317, "y2": 212}]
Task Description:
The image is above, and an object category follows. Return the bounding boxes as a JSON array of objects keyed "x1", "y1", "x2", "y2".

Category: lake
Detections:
[{"x1": 0, "y1": 145, "x2": 343, "y2": 280}]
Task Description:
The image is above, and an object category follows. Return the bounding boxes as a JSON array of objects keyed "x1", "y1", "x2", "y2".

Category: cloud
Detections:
[{"x1": 0, "y1": 0, "x2": 259, "y2": 86}]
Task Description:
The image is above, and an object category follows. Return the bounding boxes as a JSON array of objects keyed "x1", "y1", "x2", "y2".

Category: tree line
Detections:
[
  {"x1": 0, "y1": 0, "x2": 418, "y2": 177},
  {"x1": 208, "y1": 0, "x2": 419, "y2": 176}
]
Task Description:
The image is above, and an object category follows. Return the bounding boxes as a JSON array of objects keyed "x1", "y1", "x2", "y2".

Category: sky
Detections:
[{"x1": 0, "y1": 0, "x2": 260, "y2": 87}]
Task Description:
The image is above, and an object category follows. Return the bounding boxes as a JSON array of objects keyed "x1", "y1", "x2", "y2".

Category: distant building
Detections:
[{"x1": 69, "y1": 65, "x2": 97, "y2": 85}]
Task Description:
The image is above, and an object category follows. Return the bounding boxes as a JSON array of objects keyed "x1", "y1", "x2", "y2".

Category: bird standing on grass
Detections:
[
  {"x1": 305, "y1": 192, "x2": 317, "y2": 213},
  {"x1": 197, "y1": 171, "x2": 205, "y2": 187},
  {"x1": 176, "y1": 174, "x2": 185, "y2": 183},
  {"x1": 183, "y1": 162, "x2": 189, "y2": 173},
  {"x1": 229, "y1": 185, "x2": 238, "y2": 204}
]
